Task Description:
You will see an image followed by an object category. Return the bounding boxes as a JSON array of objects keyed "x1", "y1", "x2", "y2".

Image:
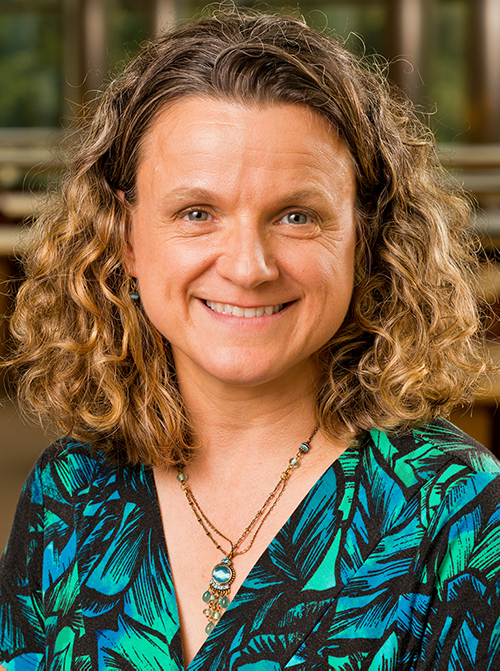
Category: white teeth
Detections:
[{"x1": 205, "y1": 300, "x2": 284, "y2": 318}]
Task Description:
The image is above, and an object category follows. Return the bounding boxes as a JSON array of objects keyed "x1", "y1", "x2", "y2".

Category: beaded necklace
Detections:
[{"x1": 176, "y1": 426, "x2": 319, "y2": 635}]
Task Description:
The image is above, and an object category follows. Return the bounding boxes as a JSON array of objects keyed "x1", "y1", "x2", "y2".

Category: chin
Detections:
[
  {"x1": 194, "y1": 350, "x2": 316, "y2": 389},
  {"x1": 172, "y1": 342, "x2": 318, "y2": 389},
  {"x1": 203, "y1": 363, "x2": 283, "y2": 388}
]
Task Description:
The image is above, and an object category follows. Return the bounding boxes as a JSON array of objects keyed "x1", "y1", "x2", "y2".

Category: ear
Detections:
[{"x1": 116, "y1": 189, "x2": 137, "y2": 276}]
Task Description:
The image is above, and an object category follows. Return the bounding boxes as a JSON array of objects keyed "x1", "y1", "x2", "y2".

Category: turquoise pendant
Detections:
[{"x1": 211, "y1": 559, "x2": 235, "y2": 588}]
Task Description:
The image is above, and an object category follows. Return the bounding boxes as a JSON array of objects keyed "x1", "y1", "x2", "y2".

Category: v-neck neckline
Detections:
[{"x1": 144, "y1": 442, "x2": 362, "y2": 669}]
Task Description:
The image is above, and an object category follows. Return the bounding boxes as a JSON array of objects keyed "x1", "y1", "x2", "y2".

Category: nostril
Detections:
[{"x1": 216, "y1": 248, "x2": 279, "y2": 289}]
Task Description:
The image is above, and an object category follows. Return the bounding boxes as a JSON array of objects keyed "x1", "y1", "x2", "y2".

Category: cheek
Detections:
[
  {"x1": 132, "y1": 237, "x2": 219, "y2": 299},
  {"x1": 293, "y1": 241, "x2": 356, "y2": 296},
  {"x1": 307, "y1": 250, "x2": 356, "y2": 337}
]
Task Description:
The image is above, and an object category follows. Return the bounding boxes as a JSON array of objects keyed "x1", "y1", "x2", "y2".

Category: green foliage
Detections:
[{"x1": 0, "y1": 11, "x2": 62, "y2": 127}]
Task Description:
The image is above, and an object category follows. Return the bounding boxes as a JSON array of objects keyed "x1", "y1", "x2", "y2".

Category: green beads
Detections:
[
  {"x1": 219, "y1": 596, "x2": 230, "y2": 608},
  {"x1": 289, "y1": 457, "x2": 299, "y2": 468},
  {"x1": 202, "y1": 590, "x2": 211, "y2": 603},
  {"x1": 205, "y1": 622, "x2": 214, "y2": 635},
  {"x1": 176, "y1": 472, "x2": 188, "y2": 483},
  {"x1": 203, "y1": 608, "x2": 212, "y2": 617}
]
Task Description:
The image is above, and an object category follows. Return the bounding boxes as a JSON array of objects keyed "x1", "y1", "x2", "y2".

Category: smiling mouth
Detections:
[{"x1": 205, "y1": 300, "x2": 286, "y2": 318}]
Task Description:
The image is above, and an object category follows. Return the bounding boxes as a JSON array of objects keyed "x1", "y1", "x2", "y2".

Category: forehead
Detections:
[{"x1": 136, "y1": 97, "x2": 355, "y2": 192}]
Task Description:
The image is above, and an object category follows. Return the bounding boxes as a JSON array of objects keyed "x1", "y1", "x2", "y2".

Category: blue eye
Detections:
[
  {"x1": 185, "y1": 210, "x2": 210, "y2": 221},
  {"x1": 281, "y1": 212, "x2": 311, "y2": 225}
]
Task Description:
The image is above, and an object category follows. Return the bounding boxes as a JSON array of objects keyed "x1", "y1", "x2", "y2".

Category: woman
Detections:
[{"x1": 1, "y1": 9, "x2": 500, "y2": 670}]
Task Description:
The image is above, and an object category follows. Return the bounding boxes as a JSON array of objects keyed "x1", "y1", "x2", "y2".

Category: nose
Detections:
[{"x1": 216, "y1": 220, "x2": 279, "y2": 289}]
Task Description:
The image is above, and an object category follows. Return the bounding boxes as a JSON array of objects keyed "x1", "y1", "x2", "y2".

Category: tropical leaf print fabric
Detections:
[{"x1": 1, "y1": 418, "x2": 500, "y2": 669}]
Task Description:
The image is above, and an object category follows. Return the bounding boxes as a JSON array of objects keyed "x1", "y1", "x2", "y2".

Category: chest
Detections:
[{"x1": 153, "y1": 466, "x2": 333, "y2": 665}]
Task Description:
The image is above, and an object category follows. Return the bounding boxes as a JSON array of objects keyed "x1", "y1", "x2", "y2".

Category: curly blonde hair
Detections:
[{"x1": 4, "y1": 9, "x2": 487, "y2": 465}]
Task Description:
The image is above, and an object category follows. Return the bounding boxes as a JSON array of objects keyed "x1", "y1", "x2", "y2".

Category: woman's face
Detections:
[{"x1": 125, "y1": 98, "x2": 357, "y2": 390}]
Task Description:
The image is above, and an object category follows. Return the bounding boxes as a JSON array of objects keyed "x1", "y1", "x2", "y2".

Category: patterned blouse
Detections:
[{"x1": 1, "y1": 419, "x2": 500, "y2": 670}]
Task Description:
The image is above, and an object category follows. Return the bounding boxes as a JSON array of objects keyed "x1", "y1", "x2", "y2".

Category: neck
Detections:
[{"x1": 175, "y1": 361, "x2": 320, "y2": 478}]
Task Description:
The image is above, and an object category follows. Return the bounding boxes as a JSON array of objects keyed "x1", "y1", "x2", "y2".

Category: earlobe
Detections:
[
  {"x1": 117, "y1": 189, "x2": 137, "y2": 276},
  {"x1": 123, "y1": 240, "x2": 137, "y2": 277}
]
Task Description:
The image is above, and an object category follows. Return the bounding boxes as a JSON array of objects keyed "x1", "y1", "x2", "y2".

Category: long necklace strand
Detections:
[{"x1": 176, "y1": 426, "x2": 319, "y2": 635}]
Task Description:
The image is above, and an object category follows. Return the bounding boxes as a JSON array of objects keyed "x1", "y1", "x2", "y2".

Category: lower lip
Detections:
[{"x1": 200, "y1": 300, "x2": 291, "y2": 323}]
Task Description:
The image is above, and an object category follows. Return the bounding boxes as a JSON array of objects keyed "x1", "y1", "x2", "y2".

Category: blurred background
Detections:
[{"x1": 1, "y1": 0, "x2": 500, "y2": 549}]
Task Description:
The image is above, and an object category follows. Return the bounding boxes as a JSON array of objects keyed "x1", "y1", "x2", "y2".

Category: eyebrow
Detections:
[
  {"x1": 163, "y1": 187, "x2": 217, "y2": 202},
  {"x1": 162, "y1": 187, "x2": 332, "y2": 204},
  {"x1": 277, "y1": 188, "x2": 331, "y2": 203}
]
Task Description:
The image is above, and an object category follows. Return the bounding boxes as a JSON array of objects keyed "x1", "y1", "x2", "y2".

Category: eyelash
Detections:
[
  {"x1": 278, "y1": 212, "x2": 313, "y2": 225},
  {"x1": 181, "y1": 209, "x2": 214, "y2": 222},
  {"x1": 178, "y1": 208, "x2": 317, "y2": 226}
]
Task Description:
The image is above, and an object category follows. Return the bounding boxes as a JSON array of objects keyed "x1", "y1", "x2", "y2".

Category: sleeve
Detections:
[{"x1": 0, "y1": 455, "x2": 47, "y2": 669}]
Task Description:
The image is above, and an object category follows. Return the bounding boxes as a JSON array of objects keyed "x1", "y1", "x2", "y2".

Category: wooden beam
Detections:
[
  {"x1": 467, "y1": 0, "x2": 500, "y2": 143},
  {"x1": 385, "y1": 0, "x2": 431, "y2": 102},
  {"x1": 152, "y1": 0, "x2": 176, "y2": 36}
]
